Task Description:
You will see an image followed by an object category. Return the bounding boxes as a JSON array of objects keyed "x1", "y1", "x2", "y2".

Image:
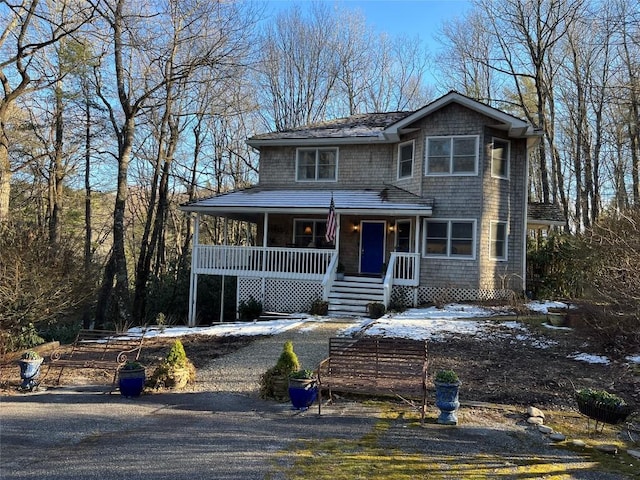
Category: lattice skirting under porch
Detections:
[
  {"x1": 416, "y1": 287, "x2": 515, "y2": 306},
  {"x1": 237, "y1": 277, "x2": 323, "y2": 314},
  {"x1": 392, "y1": 286, "x2": 515, "y2": 309}
]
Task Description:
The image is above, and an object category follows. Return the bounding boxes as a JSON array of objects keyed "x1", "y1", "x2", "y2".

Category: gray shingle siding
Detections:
[{"x1": 256, "y1": 101, "x2": 530, "y2": 293}]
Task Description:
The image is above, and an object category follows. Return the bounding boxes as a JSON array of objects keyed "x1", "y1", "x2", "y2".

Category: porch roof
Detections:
[{"x1": 180, "y1": 187, "x2": 434, "y2": 221}]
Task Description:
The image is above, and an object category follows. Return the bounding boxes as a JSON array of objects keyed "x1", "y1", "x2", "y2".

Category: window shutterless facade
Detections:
[
  {"x1": 296, "y1": 148, "x2": 338, "y2": 181},
  {"x1": 423, "y1": 219, "x2": 476, "y2": 258},
  {"x1": 425, "y1": 136, "x2": 478, "y2": 175},
  {"x1": 491, "y1": 138, "x2": 510, "y2": 179},
  {"x1": 397, "y1": 140, "x2": 414, "y2": 179},
  {"x1": 490, "y1": 221, "x2": 508, "y2": 260}
]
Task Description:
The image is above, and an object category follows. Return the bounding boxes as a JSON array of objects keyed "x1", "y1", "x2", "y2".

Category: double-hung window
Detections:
[
  {"x1": 491, "y1": 138, "x2": 510, "y2": 179},
  {"x1": 293, "y1": 220, "x2": 327, "y2": 247},
  {"x1": 490, "y1": 221, "x2": 508, "y2": 260},
  {"x1": 397, "y1": 140, "x2": 414, "y2": 179},
  {"x1": 423, "y1": 219, "x2": 475, "y2": 258},
  {"x1": 296, "y1": 148, "x2": 338, "y2": 181},
  {"x1": 426, "y1": 136, "x2": 478, "y2": 175}
]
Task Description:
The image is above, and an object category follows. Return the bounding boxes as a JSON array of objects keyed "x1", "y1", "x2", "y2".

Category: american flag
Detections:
[{"x1": 325, "y1": 196, "x2": 336, "y2": 243}]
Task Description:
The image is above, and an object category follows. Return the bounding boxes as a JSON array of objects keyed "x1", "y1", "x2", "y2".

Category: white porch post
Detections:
[
  {"x1": 261, "y1": 213, "x2": 268, "y2": 306},
  {"x1": 414, "y1": 215, "x2": 421, "y2": 307},
  {"x1": 188, "y1": 213, "x2": 201, "y2": 327},
  {"x1": 220, "y1": 219, "x2": 228, "y2": 323}
]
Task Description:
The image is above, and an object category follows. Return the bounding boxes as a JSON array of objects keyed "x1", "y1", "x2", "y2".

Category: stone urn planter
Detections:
[
  {"x1": 118, "y1": 361, "x2": 146, "y2": 398},
  {"x1": 18, "y1": 351, "x2": 43, "y2": 392},
  {"x1": 434, "y1": 370, "x2": 461, "y2": 425},
  {"x1": 288, "y1": 370, "x2": 318, "y2": 410}
]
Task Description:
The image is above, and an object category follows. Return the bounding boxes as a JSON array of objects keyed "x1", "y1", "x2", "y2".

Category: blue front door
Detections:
[{"x1": 360, "y1": 222, "x2": 385, "y2": 274}]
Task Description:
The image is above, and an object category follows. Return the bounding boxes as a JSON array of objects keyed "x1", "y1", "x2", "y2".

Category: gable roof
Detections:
[{"x1": 247, "y1": 91, "x2": 540, "y2": 148}]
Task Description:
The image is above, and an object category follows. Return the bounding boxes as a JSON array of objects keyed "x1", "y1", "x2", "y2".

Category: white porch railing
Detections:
[
  {"x1": 383, "y1": 252, "x2": 420, "y2": 306},
  {"x1": 193, "y1": 245, "x2": 335, "y2": 280}
]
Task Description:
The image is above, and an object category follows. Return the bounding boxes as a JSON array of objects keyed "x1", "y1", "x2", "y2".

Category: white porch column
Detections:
[
  {"x1": 220, "y1": 218, "x2": 228, "y2": 323},
  {"x1": 414, "y1": 215, "x2": 421, "y2": 307},
  {"x1": 188, "y1": 213, "x2": 201, "y2": 327},
  {"x1": 261, "y1": 213, "x2": 268, "y2": 306}
]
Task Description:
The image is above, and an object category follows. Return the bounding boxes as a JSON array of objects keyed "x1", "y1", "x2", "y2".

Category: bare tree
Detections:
[
  {"x1": 437, "y1": 10, "x2": 497, "y2": 103},
  {"x1": 0, "y1": 0, "x2": 96, "y2": 222},
  {"x1": 257, "y1": 1, "x2": 432, "y2": 131},
  {"x1": 91, "y1": 0, "x2": 259, "y2": 327}
]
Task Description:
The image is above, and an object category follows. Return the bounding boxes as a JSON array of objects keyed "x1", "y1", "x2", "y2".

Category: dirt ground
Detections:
[{"x1": 1, "y1": 317, "x2": 638, "y2": 414}]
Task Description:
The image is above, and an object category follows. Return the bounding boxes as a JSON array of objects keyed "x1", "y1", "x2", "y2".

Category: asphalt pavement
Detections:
[{"x1": 1, "y1": 384, "x2": 634, "y2": 480}]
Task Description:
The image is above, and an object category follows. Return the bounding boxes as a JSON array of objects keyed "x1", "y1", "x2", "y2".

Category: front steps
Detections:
[{"x1": 327, "y1": 275, "x2": 384, "y2": 317}]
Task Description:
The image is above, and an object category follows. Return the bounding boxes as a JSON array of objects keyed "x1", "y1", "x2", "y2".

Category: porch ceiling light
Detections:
[{"x1": 352, "y1": 224, "x2": 359, "y2": 232}]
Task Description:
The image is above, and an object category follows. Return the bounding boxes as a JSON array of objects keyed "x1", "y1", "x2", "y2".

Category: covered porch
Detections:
[{"x1": 181, "y1": 188, "x2": 433, "y2": 325}]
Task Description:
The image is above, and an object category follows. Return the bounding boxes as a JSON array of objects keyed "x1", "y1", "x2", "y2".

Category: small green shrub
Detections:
[
  {"x1": 120, "y1": 360, "x2": 143, "y2": 370},
  {"x1": 289, "y1": 369, "x2": 315, "y2": 379},
  {"x1": 260, "y1": 340, "x2": 301, "y2": 399},
  {"x1": 148, "y1": 339, "x2": 195, "y2": 389},
  {"x1": 576, "y1": 388, "x2": 626, "y2": 408},
  {"x1": 435, "y1": 369, "x2": 459, "y2": 384},
  {"x1": 6, "y1": 323, "x2": 45, "y2": 352},
  {"x1": 238, "y1": 296, "x2": 263, "y2": 321},
  {"x1": 20, "y1": 350, "x2": 41, "y2": 361},
  {"x1": 165, "y1": 339, "x2": 188, "y2": 368}
]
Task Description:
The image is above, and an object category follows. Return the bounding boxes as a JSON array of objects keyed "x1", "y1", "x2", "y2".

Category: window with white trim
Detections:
[
  {"x1": 397, "y1": 140, "x2": 414, "y2": 179},
  {"x1": 426, "y1": 136, "x2": 478, "y2": 175},
  {"x1": 296, "y1": 148, "x2": 338, "y2": 181},
  {"x1": 423, "y1": 219, "x2": 475, "y2": 258},
  {"x1": 293, "y1": 219, "x2": 327, "y2": 247},
  {"x1": 491, "y1": 138, "x2": 510, "y2": 179},
  {"x1": 490, "y1": 221, "x2": 508, "y2": 260}
]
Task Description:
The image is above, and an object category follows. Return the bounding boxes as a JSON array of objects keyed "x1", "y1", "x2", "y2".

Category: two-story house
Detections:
[{"x1": 180, "y1": 91, "x2": 541, "y2": 325}]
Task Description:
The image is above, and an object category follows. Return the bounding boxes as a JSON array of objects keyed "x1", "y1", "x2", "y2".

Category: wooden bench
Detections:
[
  {"x1": 48, "y1": 329, "x2": 146, "y2": 385},
  {"x1": 317, "y1": 336, "x2": 428, "y2": 423}
]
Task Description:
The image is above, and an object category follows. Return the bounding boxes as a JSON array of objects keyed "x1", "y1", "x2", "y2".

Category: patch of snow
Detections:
[
  {"x1": 138, "y1": 319, "x2": 305, "y2": 339},
  {"x1": 123, "y1": 303, "x2": 601, "y2": 358},
  {"x1": 568, "y1": 352, "x2": 611, "y2": 365},
  {"x1": 526, "y1": 300, "x2": 569, "y2": 314}
]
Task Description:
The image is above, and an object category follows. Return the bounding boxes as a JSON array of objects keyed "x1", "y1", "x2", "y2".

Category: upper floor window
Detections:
[
  {"x1": 423, "y1": 219, "x2": 475, "y2": 258},
  {"x1": 491, "y1": 138, "x2": 510, "y2": 179},
  {"x1": 490, "y1": 221, "x2": 508, "y2": 260},
  {"x1": 426, "y1": 136, "x2": 478, "y2": 175},
  {"x1": 397, "y1": 140, "x2": 414, "y2": 179},
  {"x1": 296, "y1": 148, "x2": 338, "y2": 181}
]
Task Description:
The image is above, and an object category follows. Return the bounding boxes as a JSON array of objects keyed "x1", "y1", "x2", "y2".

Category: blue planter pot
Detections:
[
  {"x1": 435, "y1": 381, "x2": 461, "y2": 425},
  {"x1": 288, "y1": 378, "x2": 318, "y2": 410},
  {"x1": 118, "y1": 368, "x2": 145, "y2": 398},
  {"x1": 19, "y1": 358, "x2": 43, "y2": 391}
]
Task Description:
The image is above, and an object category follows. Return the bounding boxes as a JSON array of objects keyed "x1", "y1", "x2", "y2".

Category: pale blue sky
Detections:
[{"x1": 263, "y1": 0, "x2": 472, "y2": 41}]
